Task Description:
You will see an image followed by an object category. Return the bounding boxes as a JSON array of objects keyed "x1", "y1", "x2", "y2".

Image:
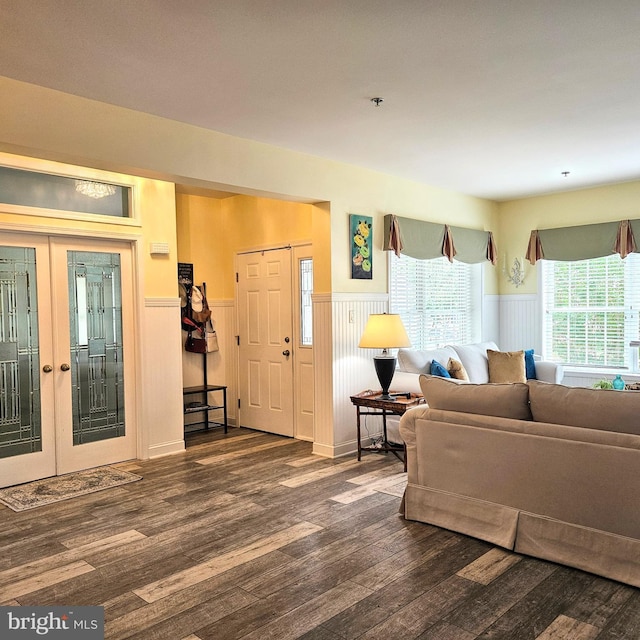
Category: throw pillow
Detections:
[
  {"x1": 447, "y1": 357, "x2": 469, "y2": 381},
  {"x1": 524, "y1": 349, "x2": 537, "y2": 380},
  {"x1": 430, "y1": 359, "x2": 451, "y2": 378},
  {"x1": 487, "y1": 349, "x2": 526, "y2": 383}
]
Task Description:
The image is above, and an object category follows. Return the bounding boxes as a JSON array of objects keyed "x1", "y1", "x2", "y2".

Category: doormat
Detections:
[{"x1": 0, "y1": 466, "x2": 142, "y2": 512}]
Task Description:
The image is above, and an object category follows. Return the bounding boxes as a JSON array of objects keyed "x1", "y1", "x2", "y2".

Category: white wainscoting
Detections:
[
  {"x1": 143, "y1": 298, "x2": 186, "y2": 458},
  {"x1": 329, "y1": 293, "x2": 389, "y2": 458},
  {"x1": 483, "y1": 294, "x2": 500, "y2": 346},
  {"x1": 182, "y1": 299, "x2": 237, "y2": 428},
  {"x1": 311, "y1": 294, "x2": 334, "y2": 458},
  {"x1": 499, "y1": 294, "x2": 541, "y2": 353}
]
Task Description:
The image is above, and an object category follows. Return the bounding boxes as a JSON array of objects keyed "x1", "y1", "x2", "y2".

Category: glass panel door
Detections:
[
  {"x1": 0, "y1": 236, "x2": 56, "y2": 487},
  {"x1": 52, "y1": 238, "x2": 136, "y2": 476},
  {"x1": 68, "y1": 251, "x2": 126, "y2": 445},
  {"x1": 0, "y1": 246, "x2": 41, "y2": 457},
  {"x1": 0, "y1": 233, "x2": 136, "y2": 487}
]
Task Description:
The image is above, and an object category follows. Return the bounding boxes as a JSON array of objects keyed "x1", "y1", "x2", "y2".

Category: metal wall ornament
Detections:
[{"x1": 503, "y1": 256, "x2": 526, "y2": 287}]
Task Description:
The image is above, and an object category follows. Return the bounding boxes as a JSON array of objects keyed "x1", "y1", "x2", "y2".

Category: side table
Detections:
[{"x1": 350, "y1": 390, "x2": 425, "y2": 471}]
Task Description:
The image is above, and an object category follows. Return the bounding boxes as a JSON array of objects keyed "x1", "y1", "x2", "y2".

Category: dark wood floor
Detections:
[{"x1": 0, "y1": 428, "x2": 638, "y2": 639}]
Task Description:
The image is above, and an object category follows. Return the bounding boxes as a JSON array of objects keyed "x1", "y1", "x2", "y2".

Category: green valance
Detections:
[
  {"x1": 526, "y1": 219, "x2": 640, "y2": 264},
  {"x1": 383, "y1": 214, "x2": 497, "y2": 265}
]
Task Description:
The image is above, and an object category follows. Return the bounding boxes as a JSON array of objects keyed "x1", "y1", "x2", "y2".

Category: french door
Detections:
[{"x1": 0, "y1": 233, "x2": 136, "y2": 488}]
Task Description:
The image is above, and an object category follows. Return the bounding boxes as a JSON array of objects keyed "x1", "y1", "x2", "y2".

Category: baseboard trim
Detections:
[
  {"x1": 312, "y1": 439, "x2": 359, "y2": 459},
  {"x1": 147, "y1": 439, "x2": 185, "y2": 458}
]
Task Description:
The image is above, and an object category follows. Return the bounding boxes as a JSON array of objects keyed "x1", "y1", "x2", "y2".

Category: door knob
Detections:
[
  {"x1": 282, "y1": 350, "x2": 290, "y2": 357},
  {"x1": 42, "y1": 365, "x2": 53, "y2": 373},
  {"x1": 60, "y1": 363, "x2": 71, "y2": 371}
]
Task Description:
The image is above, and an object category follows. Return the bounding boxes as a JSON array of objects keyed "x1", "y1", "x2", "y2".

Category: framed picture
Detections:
[{"x1": 350, "y1": 215, "x2": 373, "y2": 279}]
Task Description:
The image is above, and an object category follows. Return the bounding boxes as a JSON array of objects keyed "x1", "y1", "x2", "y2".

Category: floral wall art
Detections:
[{"x1": 350, "y1": 214, "x2": 372, "y2": 279}]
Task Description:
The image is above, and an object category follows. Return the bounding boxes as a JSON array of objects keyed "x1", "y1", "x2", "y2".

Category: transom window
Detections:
[
  {"x1": 0, "y1": 165, "x2": 130, "y2": 218},
  {"x1": 541, "y1": 254, "x2": 640, "y2": 368},
  {"x1": 389, "y1": 254, "x2": 482, "y2": 350}
]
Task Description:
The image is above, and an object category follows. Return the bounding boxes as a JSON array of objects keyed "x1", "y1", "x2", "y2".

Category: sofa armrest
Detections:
[
  {"x1": 399, "y1": 405, "x2": 430, "y2": 483},
  {"x1": 535, "y1": 360, "x2": 564, "y2": 384},
  {"x1": 392, "y1": 370, "x2": 423, "y2": 395}
]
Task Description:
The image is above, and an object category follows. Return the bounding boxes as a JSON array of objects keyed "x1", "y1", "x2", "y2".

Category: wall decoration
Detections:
[
  {"x1": 350, "y1": 215, "x2": 372, "y2": 279},
  {"x1": 178, "y1": 262, "x2": 194, "y2": 329}
]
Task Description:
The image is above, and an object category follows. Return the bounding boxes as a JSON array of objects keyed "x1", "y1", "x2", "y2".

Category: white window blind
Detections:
[
  {"x1": 542, "y1": 254, "x2": 640, "y2": 368},
  {"x1": 389, "y1": 254, "x2": 482, "y2": 350}
]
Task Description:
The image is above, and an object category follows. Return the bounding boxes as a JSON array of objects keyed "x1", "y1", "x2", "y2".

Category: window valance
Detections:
[
  {"x1": 383, "y1": 214, "x2": 497, "y2": 265},
  {"x1": 526, "y1": 219, "x2": 640, "y2": 264}
]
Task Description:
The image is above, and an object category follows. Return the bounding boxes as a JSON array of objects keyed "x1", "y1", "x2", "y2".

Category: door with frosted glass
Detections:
[{"x1": 0, "y1": 235, "x2": 136, "y2": 487}]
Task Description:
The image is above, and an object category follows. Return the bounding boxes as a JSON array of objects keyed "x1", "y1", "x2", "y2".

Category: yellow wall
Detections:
[
  {"x1": 0, "y1": 76, "x2": 498, "y2": 298},
  {"x1": 176, "y1": 193, "x2": 224, "y2": 295},
  {"x1": 176, "y1": 194, "x2": 313, "y2": 299},
  {"x1": 498, "y1": 180, "x2": 640, "y2": 294},
  {"x1": 0, "y1": 152, "x2": 177, "y2": 297}
]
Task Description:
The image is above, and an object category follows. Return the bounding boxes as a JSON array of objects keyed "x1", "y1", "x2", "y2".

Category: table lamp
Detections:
[{"x1": 358, "y1": 313, "x2": 411, "y2": 400}]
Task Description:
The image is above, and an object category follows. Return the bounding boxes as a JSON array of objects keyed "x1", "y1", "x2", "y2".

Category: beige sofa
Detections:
[{"x1": 399, "y1": 377, "x2": 640, "y2": 587}]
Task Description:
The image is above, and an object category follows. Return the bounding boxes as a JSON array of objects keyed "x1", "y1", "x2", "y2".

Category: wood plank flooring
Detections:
[{"x1": 0, "y1": 427, "x2": 638, "y2": 639}]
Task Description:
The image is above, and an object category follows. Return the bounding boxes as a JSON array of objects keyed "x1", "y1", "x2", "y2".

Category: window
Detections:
[
  {"x1": 299, "y1": 258, "x2": 313, "y2": 346},
  {"x1": 389, "y1": 254, "x2": 482, "y2": 350},
  {"x1": 542, "y1": 254, "x2": 640, "y2": 368},
  {"x1": 0, "y1": 165, "x2": 131, "y2": 218}
]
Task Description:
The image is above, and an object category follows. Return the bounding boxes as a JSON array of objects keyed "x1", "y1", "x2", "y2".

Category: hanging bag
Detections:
[
  {"x1": 190, "y1": 286, "x2": 212, "y2": 324},
  {"x1": 183, "y1": 316, "x2": 219, "y2": 353},
  {"x1": 204, "y1": 318, "x2": 219, "y2": 352},
  {"x1": 185, "y1": 328, "x2": 207, "y2": 353}
]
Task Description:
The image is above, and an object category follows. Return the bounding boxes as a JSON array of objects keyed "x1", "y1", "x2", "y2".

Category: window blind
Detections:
[
  {"x1": 389, "y1": 254, "x2": 482, "y2": 350},
  {"x1": 542, "y1": 254, "x2": 640, "y2": 368}
]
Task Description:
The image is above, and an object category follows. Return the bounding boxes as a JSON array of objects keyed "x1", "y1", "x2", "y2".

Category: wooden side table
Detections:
[{"x1": 350, "y1": 390, "x2": 425, "y2": 471}]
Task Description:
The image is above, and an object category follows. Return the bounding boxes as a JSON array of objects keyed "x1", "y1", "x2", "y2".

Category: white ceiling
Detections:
[{"x1": 2, "y1": 0, "x2": 640, "y2": 201}]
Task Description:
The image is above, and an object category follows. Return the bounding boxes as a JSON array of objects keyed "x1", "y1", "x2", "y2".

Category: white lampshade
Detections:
[{"x1": 358, "y1": 313, "x2": 411, "y2": 349}]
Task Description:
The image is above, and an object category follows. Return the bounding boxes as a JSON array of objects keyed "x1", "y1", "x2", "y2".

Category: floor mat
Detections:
[{"x1": 0, "y1": 466, "x2": 142, "y2": 511}]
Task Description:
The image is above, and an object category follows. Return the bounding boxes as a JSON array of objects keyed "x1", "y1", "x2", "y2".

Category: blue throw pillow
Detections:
[
  {"x1": 524, "y1": 349, "x2": 537, "y2": 380},
  {"x1": 430, "y1": 359, "x2": 451, "y2": 378}
]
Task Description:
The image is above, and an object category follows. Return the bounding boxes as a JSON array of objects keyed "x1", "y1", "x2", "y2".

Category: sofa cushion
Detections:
[
  {"x1": 397, "y1": 346, "x2": 458, "y2": 374},
  {"x1": 447, "y1": 358, "x2": 469, "y2": 381},
  {"x1": 528, "y1": 380, "x2": 640, "y2": 435},
  {"x1": 448, "y1": 341, "x2": 498, "y2": 383},
  {"x1": 487, "y1": 349, "x2": 526, "y2": 383},
  {"x1": 419, "y1": 375, "x2": 532, "y2": 420}
]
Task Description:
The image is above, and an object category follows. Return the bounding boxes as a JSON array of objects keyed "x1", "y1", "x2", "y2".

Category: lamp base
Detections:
[{"x1": 373, "y1": 355, "x2": 397, "y2": 400}]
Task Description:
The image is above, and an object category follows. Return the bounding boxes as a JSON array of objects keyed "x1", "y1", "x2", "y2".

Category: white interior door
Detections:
[
  {"x1": 237, "y1": 248, "x2": 294, "y2": 436},
  {"x1": 0, "y1": 233, "x2": 137, "y2": 488}
]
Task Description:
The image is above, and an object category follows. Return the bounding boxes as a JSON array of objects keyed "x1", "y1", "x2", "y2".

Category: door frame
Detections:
[
  {"x1": 234, "y1": 242, "x2": 314, "y2": 440},
  {"x1": 0, "y1": 222, "x2": 145, "y2": 464}
]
